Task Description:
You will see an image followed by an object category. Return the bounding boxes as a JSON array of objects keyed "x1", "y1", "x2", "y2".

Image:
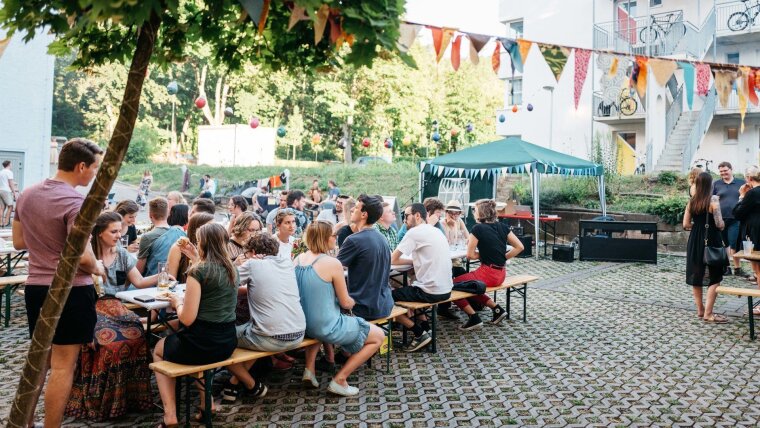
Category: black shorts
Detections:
[
  {"x1": 164, "y1": 319, "x2": 237, "y2": 365},
  {"x1": 392, "y1": 286, "x2": 450, "y2": 304},
  {"x1": 25, "y1": 285, "x2": 97, "y2": 345}
]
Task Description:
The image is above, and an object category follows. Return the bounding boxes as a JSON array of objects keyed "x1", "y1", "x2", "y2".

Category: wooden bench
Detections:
[
  {"x1": 0, "y1": 275, "x2": 27, "y2": 327},
  {"x1": 717, "y1": 286, "x2": 760, "y2": 340},
  {"x1": 395, "y1": 274, "x2": 539, "y2": 352},
  {"x1": 149, "y1": 305, "x2": 408, "y2": 427}
]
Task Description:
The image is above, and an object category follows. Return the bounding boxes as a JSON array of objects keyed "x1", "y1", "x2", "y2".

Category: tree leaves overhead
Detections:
[{"x1": 1, "y1": 0, "x2": 411, "y2": 71}]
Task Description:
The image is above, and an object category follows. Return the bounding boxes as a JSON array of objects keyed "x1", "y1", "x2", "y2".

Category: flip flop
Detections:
[{"x1": 704, "y1": 314, "x2": 729, "y2": 324}]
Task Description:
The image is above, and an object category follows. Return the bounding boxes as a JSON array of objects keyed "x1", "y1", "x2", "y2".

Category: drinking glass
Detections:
[
  {"x1": 120, "y1": 236, "x2": 129, "y2": 248},
  {"x1": 157, "y1": 271, "x2": 170, "y2": 292}
]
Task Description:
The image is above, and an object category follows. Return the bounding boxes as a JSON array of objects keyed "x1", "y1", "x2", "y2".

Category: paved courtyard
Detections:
[{"x1": 2, "y1": 254, "x2": 760, "y2": 427}]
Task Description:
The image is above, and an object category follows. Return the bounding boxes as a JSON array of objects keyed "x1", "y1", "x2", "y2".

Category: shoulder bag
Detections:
[{"x1": 703, "y1": 211, "x2": 728, "y2": 267}]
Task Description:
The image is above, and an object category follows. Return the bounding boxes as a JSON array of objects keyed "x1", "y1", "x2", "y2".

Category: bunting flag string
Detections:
[
  {"x1": 468, "y1": 34, "x2": 490, "y2": 66},
  {"x1": 538, "y1": 43, "x2": 570, "y2": 82},
  {"x1": 749, "y1": 69, "x2": 759, "y2": 106},
  {"x1": 501, "y1": 39, "x2": 522, "y2": 73},
  {"x1": 287, "y1": 4, "x2": 308, "y2": 31},
  {"x1": 397, "y1": 23, "x2": 421, "y2": 53},
  {"x1": 574, "y1": 49, "x2": 591, "y2": 110},
  {"x1": 313, "y1": 4, "x2": 330, "y2": 44},
  {"x1": 238, "y1": 0, "x2": 270, "y2": 34},
  {"x1": 491, "y1": 43, "x2": 500, "y2": 73},
  {"x1": 431, "y1": 27, "x2": 456, "y2": 63},
  {"x1": 696, "y1": 63, "x2": 712, "y2": 96},
  {"x1": 714, "y1": 70, "x2": 737, "y2": 108},
  {"x1": 632, "y1": 56, "x2": 648, "y2": 99},
  {"x1": 678, "y1": 62, "x2": 695, "y2": 110},
  {"x1": 517, "y1": 39, "x2": 532, "y2": 65},
  {"x1": 450, "y1": 35, "x2": 462, "y2": 71},
  {"x1": 649, "y1": 58, "x2": 677, "y2": 87}
]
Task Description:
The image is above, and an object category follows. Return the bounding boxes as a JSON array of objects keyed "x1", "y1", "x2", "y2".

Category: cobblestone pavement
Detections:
[{"x1": 3, "y1": 254, "x2": 760, "y2": 427}]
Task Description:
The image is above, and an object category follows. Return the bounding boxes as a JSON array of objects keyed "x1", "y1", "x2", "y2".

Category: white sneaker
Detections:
[{"x1": 327, "y1": 380, "x2": 359, "y2": 396}]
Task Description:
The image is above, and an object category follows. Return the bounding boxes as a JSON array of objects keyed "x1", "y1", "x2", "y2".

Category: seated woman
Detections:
[
  {"x1": 275, "y1": 210, "x2": 297, "y2": 259},
  {"x1": 222, "y1": 233, "x2": 306, "y2": 403},
  {"x1": 453, "y1": 199, "x2": 524, "y2": 331},
  {"x1": 168, "y1": 203, "x2": 189, "y2": 231},
  {"x1": 114, "y1": 199, "x2": 140, "y2": 252},
  {"x1": 227, "y1": 212, "x2": 257, "y2": 262},
  {"x1": 295, "y1": 221, "x2": 385, "y2": 397},
  {"x1": 227, "y1": 195, "x2": 249, "y2": 235},
  {"x1": 166, "y1": 212, "x2": 214, "y2": 283},
  {"x1": 66, "y1": 212, "x2": 165, "y2": 421},
  {"x1": 153, "y1": 223, "x2": 239, "y2": 427},
  {"x1": 167, "y1": 190, "x2": 187, "y2": 209}
]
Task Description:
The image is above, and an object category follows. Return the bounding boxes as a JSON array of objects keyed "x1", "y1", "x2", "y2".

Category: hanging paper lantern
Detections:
[
  {"x1": 485, "y1": 118, "x2": 493, "y2": 126},
  {"x1": 166, "y1": 81, "x2": 178, "y2": 95},
  {"x1": 312, "y1": 134, "x2": 322, "y2": 145},
  {"x1": 527, "y1": 104, "x2": 534, "y2": 112},
  {"x1": 384, "y1": 138, "x2": 393, "y2": 149},
  {"x1": 362, "y1": 137, "x2": 371, "y2": 148},
  {"x1": 432, "y1": 132, "x2": 441, "y2": 143},
  {"x1": 451, "y1": 129, "x2": 458, "y2": 137},
  {"x1": 249, "y1": 117, "x2": 260, "y2": 129},
  {"x1": 402, "y1": 135, "x2": 412, "y2": 146},
  {"x1": 224, "y1": 107, "x2": 234, "y2": 117},
  {"x1": 465, "y1": 123, "x2": 474, "y2": 133},
  {"x1": 277, "y1": 126, "x2": 287, "y2": 137},
  {"x1": 432, "y1": 119, "x2": 439, "y2": 126},
  {"x1": 512, "y1": 105, "x2": 518, "y2": 113},
  {"x1": 498, "y1": 114, "x2": 506, "y2": 123},
  {"x1": 337, "y1": 137, "x2": 347, "y2": 149},
  {"x1": 194, "y1": 96, "x2": 206, "y2": 109}
]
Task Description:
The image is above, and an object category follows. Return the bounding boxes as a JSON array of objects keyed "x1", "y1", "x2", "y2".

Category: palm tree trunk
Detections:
[{"x1": 6, "y1": 12, "x2": 162, "y2": 428}]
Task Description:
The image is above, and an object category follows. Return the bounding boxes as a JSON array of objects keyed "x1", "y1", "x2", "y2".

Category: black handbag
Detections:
[
  {"x1": 703, "y1": 212, "x2": 728, "y2": 267},
  {"x1": 452, "y1": 279, "x2": 486, "y2": 294}
]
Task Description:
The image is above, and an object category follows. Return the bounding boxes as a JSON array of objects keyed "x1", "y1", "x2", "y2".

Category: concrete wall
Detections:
[
  {"x1": 0, "y1": 27, "x2": 55, "y2": 189},
  {"x1": 696, "y1": 117, "x2": 760, "y2": 172},
  {"x1": 197, "y1": 125, "x2": 276, "y2": 167}
]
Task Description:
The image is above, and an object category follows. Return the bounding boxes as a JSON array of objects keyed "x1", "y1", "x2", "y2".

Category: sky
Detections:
[{"x1": 403, "y1": 0, "x2": 506, "y2": 42}]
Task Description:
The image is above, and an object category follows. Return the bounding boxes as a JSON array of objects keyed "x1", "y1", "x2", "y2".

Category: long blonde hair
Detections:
[{"x1": 188, "y1": 223, "x2": 237, "y2": 286}]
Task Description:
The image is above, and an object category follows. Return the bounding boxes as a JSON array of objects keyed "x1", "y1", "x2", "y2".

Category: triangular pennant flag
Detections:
[
  {"x1": 491, "y1": 43, "x2": 500, "y2": 73},
  {"x1": 238, "y1": 0, "x2": 271, "y2": 34},
  {"x1": 739, "y1": 66, "x2": 750, "y2": 132},
  {"x1": 517, "y1": 39, "x2": 532, "y2": 65},
  {"x1": 438, "y1": 166, "x2": 445, "y2": 177},
  {"x1": 678, "y1": 62, "x2": 695, "y2": 110},
  {"x1": 501, "y1": 39, "x2": 522, "y2": 73},
  {"x1": 574, "y1": 49, "x2": 591, "y2": 110},
  {"x1": 397, "y1": 23, "x2": 421, "y2": 53},
  {"x1": 287, "y1": 4, "x2": 308, "y2": 31},
  {"x1": 0, "y1": 37, "x2": 9, "y2": 61},
  {"x1": 479, "y1": 169, "x2": 487, "y2": 179},
  {"x1": 468, "y1": 34, "x2": 490, "y2": 65},
  {"x1": 749, "y1": 68, "x2": 759, "y2": 106},
  {"x1": 450, "y1": 35, "x2": 462, "y2": 71},
  {"x1": 632, "y1": 56, "x2": 648, "y2": 99},
  {"x1": 696, "y1": 63, "x2": 711, "y2": 96},
  {"x1": 538, "y1": 43, "x2": 570, "y2": 82},
  {"x1": 457, "y1": 168, "x2": 464, "y2": 177},
  {"x1": 469, "y1": 42, "x2": 480, "y2": 65},
  {"x1": 649, "y1": 59, "x2": 677, "y2": 87},
  {"x1": 434, "y1": 28, "x2": 455, "y2": 63},
  {"x1": 714, "y1": 70, "x2": 737, "y2": 108},
  {"x1": 329, "y1": 15, "x2": 341, "y2": 45},
  {"x1": 313, "y1": 4, "x2": 330, "y2": 44}
]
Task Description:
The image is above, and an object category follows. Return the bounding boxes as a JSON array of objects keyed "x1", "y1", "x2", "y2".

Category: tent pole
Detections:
[
  {"x1": 418, "y1": 167, "x2": 424, "y2": 203},
  {"x1": 599, "y1": 174, "x2": 607, "y2": 216},
  {"x1": 492, "y1": 170, "x2": 499, "y2": 199},
  {"x1": 533, "y1": 166, "x2": 541, "y2": 260}
]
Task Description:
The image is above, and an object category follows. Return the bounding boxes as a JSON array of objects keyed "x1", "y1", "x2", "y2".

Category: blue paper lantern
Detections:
[
  {"x1": 432, "y1": 132, "x2": 441, "y2": 142},
  {"x1": 166, "y1": 81, "x2": 178, "y2": 95},
  {"x1": 277, "y1": 126, "x2": 287, "y2": 138},
  {"x1": 384, "y1": 138, "x2": 393, "y2": 149},
  {"x1": 527, "y1": 104, "x2": 534, "y2": 111},
  {"x1": 465, "y1": 123, "x2": 474, "y2": 133},
  {"x1": 498, "y1": 114, "x2": 506, "y2": 123}
]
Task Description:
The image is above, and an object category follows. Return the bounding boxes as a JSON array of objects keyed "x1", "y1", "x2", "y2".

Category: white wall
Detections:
[
  {"x1": 696, "y1": 117, "x2": 760, "y2": 172},
  {"x1": 197, "y1": 125, "x2": 276, "y2": 167},
  {"x1": 0, "y1": 28, "x2": 55, "y2": 189}
]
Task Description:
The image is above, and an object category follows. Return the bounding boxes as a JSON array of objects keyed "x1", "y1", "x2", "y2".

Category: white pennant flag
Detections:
[
  {"x1": 457, "y1": 168, "x2": 464, "y2": 177},
  {"x1": 479, "y1": 168, "x2": 487, "y2": 179}
]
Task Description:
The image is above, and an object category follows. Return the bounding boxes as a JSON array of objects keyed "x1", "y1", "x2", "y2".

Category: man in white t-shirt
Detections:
[
  {"x1": 0, "y1": 160, "x2": 18, "y2": 227},
  {"x1": 391, "y1": 203, "x2": 453, "y2": 352}
]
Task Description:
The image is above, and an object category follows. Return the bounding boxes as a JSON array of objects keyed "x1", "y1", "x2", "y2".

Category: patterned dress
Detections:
[
  {"x1": 136, "y1": 176, "x2": 152, "y2": 206},
  {"x1": 66, "y1": 248, "x2": 151, "y2": 421}
]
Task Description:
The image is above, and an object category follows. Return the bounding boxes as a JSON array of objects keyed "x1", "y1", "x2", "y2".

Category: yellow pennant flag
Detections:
[
  {"x1": 0, "y1": 37, "x2": 10, "y2": 60},
  {"x1": 517, "y1": 39, "x2": 532, "y2": 65}
]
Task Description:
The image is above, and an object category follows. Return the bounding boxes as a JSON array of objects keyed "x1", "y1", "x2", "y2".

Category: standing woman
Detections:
[
  {"x1": 295, "y1": 221, "x2": 385, "y2": 396},
  {"x1": 136, "y1": 170, "x2": 152, "y2": 208},
  {"x1": 67, "y1": 212, "x2": 164, "y2": 420},
  {"x1": 166, "y1": 212, "x2": 215, "y2": 283},
  {"x1": 687, "y1": 167, "x2": 702, "y2": 198},
  {"x1": 153, "y1": 223, "x2": 239, "y2": 426},
  {"x1": 734, "y1": 166, "x2": 760, "y2": 309},
  {"x1": 114, "y1": 199, "x2": 140, "y2": 252},
  {"x1": 453, "y1": 199, "x2": 524, "y2": 331},
  {"x1": 684, "y1": 171, "x2": 727, "y2": 323}
]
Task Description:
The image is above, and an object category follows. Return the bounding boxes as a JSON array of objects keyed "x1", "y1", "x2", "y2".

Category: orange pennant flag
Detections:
[
  {"x1": 492, "y1": 43, "x2": 501, "y2": 73},
  {"x1": 517, "y1": 39, "x2": 532, "y2": 65},
  {"x1": 314, "y1": 4, "x2": 330, "y2": 44},
  {"x1": 451, "y1": 35, "x2": 462, "y2": 71},
  {"x1": 288, "y1": 4, "x2": 308, "y2": 31},
  {"x1": 329, "y1": 15, "x2": 341, "y2": 45},
  {"x1": 430, "y1": 27, "x2": 455, "y2": 63},
  {"x1": 257, "y1": 0, "x2": 270, "y2": 34},
  {"x1": 749, "y1": 69, "x2": 759, "y2": 106}
]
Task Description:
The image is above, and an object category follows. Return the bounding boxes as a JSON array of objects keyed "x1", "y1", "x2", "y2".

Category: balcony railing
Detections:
[
  {"x1": 682, "y1": 87, "x2": 717, "y2": 172},
  {"x1": 665, "y1": 84, "x2": 684, "y2": 142},
  {"x1": 716, "y1": 0, "x2": 760, "y2": 34}
]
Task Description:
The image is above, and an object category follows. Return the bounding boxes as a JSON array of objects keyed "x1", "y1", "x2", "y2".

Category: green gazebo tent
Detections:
[{"x1": 419, "y1": 137, "x2": 606, "y2": 259}]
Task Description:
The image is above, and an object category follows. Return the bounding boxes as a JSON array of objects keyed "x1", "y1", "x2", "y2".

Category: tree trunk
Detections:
[{"x1": 6, "y1": 12, "x2": 162, "y2": 428}]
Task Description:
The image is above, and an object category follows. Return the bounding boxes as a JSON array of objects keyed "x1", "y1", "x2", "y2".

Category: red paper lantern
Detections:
[
  {"x1": 312, "y1": 134, "x2": 322, "y2": 145},
  {"x1": 362, "y1": 137, "x2": 371, "y2": 148},
  {"x1": 512, "y1": 105, "x2": 518, "y2": 113},
  {"x1": 451, "y1": 129, "x2": 458, "y2": 137},
  {"x1": 195, "y1": 96, "x2": 207, "y2": 109},
  {"x1": 249, "y1": 117, "x2": 260, "y2": 129}
]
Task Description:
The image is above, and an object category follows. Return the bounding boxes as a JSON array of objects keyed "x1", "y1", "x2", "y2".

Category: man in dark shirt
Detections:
[
  {"x1": 713, "y1": 161, "x2": 745, "y2": 275},
  {"x1": 337, "y1": 194, "x2": 393, "y2": 319}
]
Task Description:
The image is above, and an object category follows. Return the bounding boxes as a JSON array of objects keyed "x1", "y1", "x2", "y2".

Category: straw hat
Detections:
[{"x1": 445, "y1": 200, "x2": 462, "y2": 212}]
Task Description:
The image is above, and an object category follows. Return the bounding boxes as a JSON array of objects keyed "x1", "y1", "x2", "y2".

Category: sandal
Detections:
[
  {"x1": 704, "y1": 314, "x2": 729, "y2": 324},
  {"x1": 194, "y1": 408, "x2": 216, "y2": 422}
]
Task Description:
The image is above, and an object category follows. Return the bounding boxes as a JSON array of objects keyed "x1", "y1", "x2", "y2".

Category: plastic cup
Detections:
[{"x1": 744, "y1": 241, "x2": 754, "y2": 255}]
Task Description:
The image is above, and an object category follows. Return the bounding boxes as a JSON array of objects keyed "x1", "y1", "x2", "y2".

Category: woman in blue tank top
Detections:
[{"x1": 294, "y1": 220, "x2": 385, "y2": 397}]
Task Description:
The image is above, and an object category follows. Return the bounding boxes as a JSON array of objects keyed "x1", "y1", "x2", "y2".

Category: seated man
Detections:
[
  {"x1": 190, "y1": 197, "x2": 216, "y2": 217},
  {"x1": 375, "y1": 201, "x2": 399, "y2": 251},
  {"x1": 398, "y1": 197, "x2": 445, "y2": 241},
  {"x1": 266, "y1": 190, "x2": 289, "y2": 234},
  {"x1": 337, "y1": 194, "x2": 393, "y2": 320},
  {"x1": 137, "y1": 197, "x2": 186, "y2": 276},
  {"x1": 391, "y1": 203, "x2": 453, "y2": 352}
]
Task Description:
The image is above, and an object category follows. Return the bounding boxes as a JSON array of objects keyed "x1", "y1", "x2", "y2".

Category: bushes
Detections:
[
  {"x1": 657, "y1": 171, "x2": 679, "y2": 186},
  {"x1": 125, "y1": 123, "x2": 164, "y2": 164},
  {"x1": 644, "y1": 195, "x2": 688, "y2": 225}
]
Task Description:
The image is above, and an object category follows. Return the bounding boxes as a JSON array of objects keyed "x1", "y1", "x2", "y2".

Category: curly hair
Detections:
[
  {"x1": 231, "y1": 212, "x2": 255, "y2": 238},
  {"x1": 474, "y1": 199, "x2": 497, "y2": 223},
  {"x1": 245, "y1": 232, "x2": 280, "y2": 256}
]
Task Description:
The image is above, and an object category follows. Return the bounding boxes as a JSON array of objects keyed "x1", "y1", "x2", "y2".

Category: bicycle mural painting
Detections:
[{"x1": 597, "y1": 88, "x2": 639, "y2": 118}]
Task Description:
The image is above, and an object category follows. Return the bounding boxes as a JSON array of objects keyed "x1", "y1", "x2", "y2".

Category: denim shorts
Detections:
[
  {"x1": 722, "y1": 219, "x2": 740, "y2": 251},
  {"x1": 236, "y1": 322, "x2": 304, "y2": 352}
]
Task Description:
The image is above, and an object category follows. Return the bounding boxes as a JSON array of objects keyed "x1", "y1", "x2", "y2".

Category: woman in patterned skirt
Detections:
[{"x1": 66, "y1": 211, "x2": 166, "y2": 420}]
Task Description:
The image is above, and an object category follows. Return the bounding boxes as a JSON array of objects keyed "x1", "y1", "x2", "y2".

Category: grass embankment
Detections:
[{"x1": 118, "y1": 162, "x2": 421, "y2": 202}]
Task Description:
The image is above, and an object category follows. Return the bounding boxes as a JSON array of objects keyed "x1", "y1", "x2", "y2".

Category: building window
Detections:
[
  {"x1": 650, "y1": 0, "x2": 662, "y2": 7},
  {"x1": 727, "y1": 52, "x2": 740, "y2": 64},
  {"x1": 508, "y1": 78, "x2": 523, "y2": 105},
  {"x1": 508, "y1": 20, "x2": 524, "y2": 39},
  {"x1": 726, "y1": 126, "x2": 739, "y2": 142}
]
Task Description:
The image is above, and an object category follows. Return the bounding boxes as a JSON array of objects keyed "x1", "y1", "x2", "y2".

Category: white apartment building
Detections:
[
  {"x1": 497, "y1": 0, "x2": 760, "y2": 174},
  {"x1": 0, "y1": 24, "x2": 55, "y2": 189}
]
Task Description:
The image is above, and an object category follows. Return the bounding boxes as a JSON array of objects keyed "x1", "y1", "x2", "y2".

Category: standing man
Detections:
[
  {"x1": 0, "y1": 160, "x2": 19, "y2": 227},
  {"x1": 13, "y1": 138, "x2": 106, "y2": 428},
  {"x1": 337, "y1": 194, "x2": 393, "y2": 320},
  {"x1": 713, "y1": 161, "x2": 745, "y2": 275}
]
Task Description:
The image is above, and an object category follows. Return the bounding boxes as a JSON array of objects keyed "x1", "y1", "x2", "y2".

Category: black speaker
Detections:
[
  {"x1": 552, "y1": 245, "x2": 575, "y2": 262},
  {"x1": 517, "y1": 235, "x2": 532, "y2": 258},
  {"x1": 510, "y1": 226, "x2": 524, "y2": 236}
]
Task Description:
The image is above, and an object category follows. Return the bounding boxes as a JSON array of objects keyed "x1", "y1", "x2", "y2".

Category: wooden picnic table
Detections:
[
  {"x1": 0, "y1": 246, "x2": 26, "y2": 277},
  {"x1": 738, "y1": 251, "x2": 760, "y2": 262}
]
